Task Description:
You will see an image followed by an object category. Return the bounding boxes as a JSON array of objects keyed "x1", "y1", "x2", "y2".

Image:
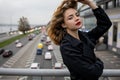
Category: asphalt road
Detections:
[
  {"x1": 0, "y1": 33, "x2": 65, "y2": 80},
  {"x1": 0, "y1": 34, "x2": 29, "y2": 66},
  {"x1": 0, "y1": 34, "x2": 40, "y2": 79},
  {"x1": 33, "y1": 39, "x2": 64, "y2": 80}
]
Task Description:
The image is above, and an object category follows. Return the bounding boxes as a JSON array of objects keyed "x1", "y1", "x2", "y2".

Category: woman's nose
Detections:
[{"x1": 75, "y1": 16, "x2": 80, "y2": 21}]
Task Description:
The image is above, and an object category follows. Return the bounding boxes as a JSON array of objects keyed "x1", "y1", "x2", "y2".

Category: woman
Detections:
[{"x1": 47, "y1": 0, "x2": 112, "y2": 80}]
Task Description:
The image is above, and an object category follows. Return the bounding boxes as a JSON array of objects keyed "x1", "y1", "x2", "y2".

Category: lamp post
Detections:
[{"x1": 9, "y1": 16, "x2": 12, "y2": 35}]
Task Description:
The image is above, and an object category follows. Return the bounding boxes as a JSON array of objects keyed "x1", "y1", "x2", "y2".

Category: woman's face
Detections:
[{"x1": 62, "y1": 8, "x2": 83, "y2": 31}]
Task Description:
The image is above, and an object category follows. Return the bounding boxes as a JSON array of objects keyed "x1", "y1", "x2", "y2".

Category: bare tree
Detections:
[{"x1": 18, "y1": 16, "x2": 31, "y2": 34}]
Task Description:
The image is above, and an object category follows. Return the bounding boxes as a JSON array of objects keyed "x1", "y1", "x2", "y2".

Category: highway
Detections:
[
  {"x1": 0, "y1": 34, "x2": 29, "y2": 66},
  {"x1": 34, "y1": 42, "x2": 64, "y2": 80},
  {"x1": 0, "y1": 33, "x2": 65, "y2": 80},
  {"x1": 0, "y1": 33, "x2": 40, "y2": 79}
]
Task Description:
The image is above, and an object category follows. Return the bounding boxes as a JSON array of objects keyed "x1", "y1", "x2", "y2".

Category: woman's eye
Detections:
[{"x1": 68, "y1": 16, "x2": 73, "y2": 20}]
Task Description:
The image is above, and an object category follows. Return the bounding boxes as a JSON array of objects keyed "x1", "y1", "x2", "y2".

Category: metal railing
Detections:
[
  {"x1": 0, "y1": 68, "x2": 120, "y2": 80},
  {"x1": 0, "y1": 68, "x2": 120, "y2": 76}
]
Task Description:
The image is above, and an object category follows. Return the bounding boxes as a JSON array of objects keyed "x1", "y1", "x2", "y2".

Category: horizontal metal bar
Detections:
[
  {"x1": 102, "y1": 69, "x2": 120, "y2": 77},
  {"x1": 0, "y1": 68, "x2": 70, "y2": 76},
  {"x1": 0, "y1": 68, "x2": 120, "y2": 77}
]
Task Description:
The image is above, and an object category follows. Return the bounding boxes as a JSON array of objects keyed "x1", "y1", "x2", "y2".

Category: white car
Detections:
[
  {"x1": 46, "y1": 36, "x2": 51, "y2": 42},
  {"x1": 15, "y1": 39, "x2": 20, "y2": 44},
  {"x1": 46, "y1": 36, "x2": 51, "y2": 45},
  {"x1": 48, "y1": 44, "x2": 53, "y2": 51},
  {"x1": 30, "y1": 63, "x2": 40, "y2": 69},
  {"x1": 44, "y1": 52, "x2": 52, "y2": 60},
  {"x1": 16, "y1": 42, "x2": 23, "y2": 48},
  {"x1": 54, "y1": 62, "x2": 63, "y2": 69}
]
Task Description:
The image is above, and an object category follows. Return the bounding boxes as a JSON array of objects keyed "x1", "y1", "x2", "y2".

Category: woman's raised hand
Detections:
[{"x1": 75, "y1": 0, "x2": 94, "y2": 5}]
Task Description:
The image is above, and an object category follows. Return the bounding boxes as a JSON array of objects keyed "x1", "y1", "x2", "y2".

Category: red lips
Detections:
[{"x1": 75, "y1": 21, "x2": 81, "y2": 26}]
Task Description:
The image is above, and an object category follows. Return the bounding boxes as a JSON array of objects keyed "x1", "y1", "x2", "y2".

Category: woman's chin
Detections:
[{"x1": 77, "y1": 24, "x2": 83, "y2": 29}]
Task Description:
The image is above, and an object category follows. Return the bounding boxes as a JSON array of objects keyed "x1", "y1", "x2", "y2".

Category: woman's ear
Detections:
[{"x1": 61, "y1": 23, "x2": 66, "y2": 28}]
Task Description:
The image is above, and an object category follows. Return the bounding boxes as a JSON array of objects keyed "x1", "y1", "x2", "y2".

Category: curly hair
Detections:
[{"x1": 47, "y1": 0, "x2": 77, "y2": 45}]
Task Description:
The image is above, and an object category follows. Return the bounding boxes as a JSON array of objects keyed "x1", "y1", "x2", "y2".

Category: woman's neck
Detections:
[{"x1": 67, "y1": 30, "x2": 80, "y2": 40}]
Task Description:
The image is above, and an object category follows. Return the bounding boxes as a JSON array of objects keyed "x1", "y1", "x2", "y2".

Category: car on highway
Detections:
[
  {"x1": 47, "y1": 44, "x2": 53, "y2": 51},
  {"x1": 41, "y1": 35, "x2": 46, "y2": 42},
  {"x1": 15, "y1": 39, "x2": 20, "y2": 44},
  {"x1": 36, "y1": 49, "x2": 42, "y2": 55},
  {"x1": 28, "y1": 34, "x2": 33, "y2": 41},
  {"x1": 16, "y1": 42, "x2": 23, "y2": 48},
  {"x1": 37, "y1": 43, "x2": 43, "y2": 49},
  {"x1": 30, "y1": 63, "x2": 41, "y2": 80},
  {"x1": 2, "y1": 50, "x2": 13, "y2": 58},
  {"x1": 54, "y1": 62, "x2": 63, "y2": 69},
  {"x1": 44, "y1": 52, "x2": 52, "y2": 60},
  {"x1": 45, "y1": 36, "x2": 51, "y2": 45},
  {"x1": 0, "y1": 49, "x2": 5, "y2": 55},
  {"x1": 30, "y1": 63, "x2": 40, "y2": 69}
]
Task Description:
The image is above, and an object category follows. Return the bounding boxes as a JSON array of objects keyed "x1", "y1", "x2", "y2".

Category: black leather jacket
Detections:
[{"x1": 60, "y1": 7, "x2": 112, "y2": 80}]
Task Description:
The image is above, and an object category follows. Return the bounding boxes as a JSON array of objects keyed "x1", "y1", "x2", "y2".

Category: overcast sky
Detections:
[{"x1": 0, "y1": 0, "x2": 62, "y2": 25}]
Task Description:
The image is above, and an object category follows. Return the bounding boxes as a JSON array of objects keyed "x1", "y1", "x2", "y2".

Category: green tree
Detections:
[{"x1": 18, "y1": 16, "x2": 31, "y2": 34}]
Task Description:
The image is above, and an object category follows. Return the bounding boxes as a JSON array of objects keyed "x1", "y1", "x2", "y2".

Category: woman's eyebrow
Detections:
[
  {"x1": 67, "y1": 12, "x2": 76, "y2": 17},
  {"x1": 68, "y1": 12, "x2": 78, "y2": 17},
  {"x1": 68, "y1": 14, "x2": 73, "y2": 17}
]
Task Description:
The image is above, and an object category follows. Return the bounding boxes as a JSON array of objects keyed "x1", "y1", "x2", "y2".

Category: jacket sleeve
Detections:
[
  {"x1": 61, "y1": 43, "x2": 104, "y2": 78},
  {"x1": 87, "y1": 6, "x2": 112, "y2": 43}
]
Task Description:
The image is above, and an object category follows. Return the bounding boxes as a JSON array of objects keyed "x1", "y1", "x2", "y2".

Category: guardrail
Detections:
[
  {"x1": 0, "y1": 68, "x2": 120, "y2": 77},
  {"x1": 0, "y1": 68, "x2": 120, "y2": 80}
]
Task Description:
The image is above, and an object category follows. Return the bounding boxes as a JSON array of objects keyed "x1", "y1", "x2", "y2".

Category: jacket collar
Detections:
[
  {"x1": 64, "y1": 31, "x2": 82, "y2": 47},
  {"x1": 64, "y1": 31, "x2": 95, "y2": 48}
]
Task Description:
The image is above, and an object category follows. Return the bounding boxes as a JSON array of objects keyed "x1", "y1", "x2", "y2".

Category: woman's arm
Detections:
[
  {"x1": 87, "y1": 6, "x2": 112, "y2": 42},
  {"x1": 77, "y1": 0, "x2": 98, "y2": 9},
  {"x1": 87, "y1": 1, "x2": 98, "y2": 9},
  {"x1": 77, "y1": 0, "x2": 112, "y2": 43}
]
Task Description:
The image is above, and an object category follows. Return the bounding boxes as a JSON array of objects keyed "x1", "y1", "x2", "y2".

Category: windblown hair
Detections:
[{"x1": 47, "y1": 0, "x2": 77, "y2": 45}]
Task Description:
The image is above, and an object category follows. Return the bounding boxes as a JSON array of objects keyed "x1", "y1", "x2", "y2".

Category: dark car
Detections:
[
  {"x1": 36, "y1": 49, "x2": 42, "y2": 55},
  {"x1": 28, "y1": 34, "x2": 33, "y2": 41},
  {"x1": 0, "y1": 49, "x2": 5, "y2": 55},
  {"x1": 2, "y1": 50, "x2": 13, "y2": 58}
]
